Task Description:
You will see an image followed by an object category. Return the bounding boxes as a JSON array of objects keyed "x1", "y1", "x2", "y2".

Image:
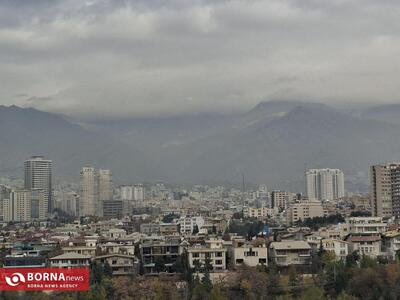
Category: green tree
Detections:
[
  {"x1": 288, "y1": 265, "x2": 302, "y2": 298},
  {"x1": 299, "y1": 287, "x2": 326, "y2": 300}
]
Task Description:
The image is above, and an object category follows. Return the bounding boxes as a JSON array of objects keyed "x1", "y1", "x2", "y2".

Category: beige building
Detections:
[
  {"x1": 243, "y1": 206, "x2": 275, "y2": 219},
  {"x1": 232, "y1": 239, "x2": 268, "y2": 267},
  {"x1": 188, "y1": 239, "x2": 227, "y2": 271},
  {"x1": 321, "y1": 239, "x2": 349, "y2": 260},
  {"x1": 347, "y1": 217, "x2": 387, "y2": 234},
  {"x1": 3, "y1": 189, "x2": 46, "y2": 222},
  {"x1": 93, "y1": 254, "x2": 138, "y2": 276},
  {"x1": 346, "y1": 235, "x2": 381, "y2": 258},
  {"x1": 287, "y1": 201, "x2": 325, "y2": 224},
  {"x1": 62, "y1": 236, "x2": 99, "y2": 257},
  {"x1": 370, "y1": 163, "x2": 400, "y2": 218},
  {"x1": 269, "y1": 240, "x2": 311, "y2": 266},
  {"x1": 80, "y1": 167, "x2": 113, "y2": 217},
  {"x1": 50, "y1": 253, "x2": 91, "y2": 268},
  {"x1": 80, "y1": 167, "x2": 98, "y2": 216},
  {"x1": 98, "y1": 170, "x2": 113, "y2": 200},
  {"x1": 271, "y1": 190, "x2": 296, "y2": 210}
]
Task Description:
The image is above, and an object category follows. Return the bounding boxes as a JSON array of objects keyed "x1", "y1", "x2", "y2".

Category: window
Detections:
[
  {"x1": 236, "y1": 259, "x2": 244, "y2": 264},
  {"x1": 215, "y1": 252, "x2": 223, "y2": 257},
  {"x1": 215, "y1": 260, "x2": 223, "y2": 265},
  {"x1": 259, "y1": 258, "x2": 266, "y2": 264},
  {"x1": 245, "y1": 250, "x2": 257, "y2": 257},
  {"x1": 192, "y1": 253, "x2": 199, "y2": 258}
]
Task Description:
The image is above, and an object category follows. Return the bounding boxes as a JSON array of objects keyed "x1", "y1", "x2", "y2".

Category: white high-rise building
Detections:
[
  {"x1": 134, "y1": 184, "x2": 145, "y2": 201},
  {"x1": 306, "y1": 168, "x2": 345, "y2": 201},
  {"x1": 120, "y1": 185, "x2": 134, "y2": 201},
  {"x1": 24, "y1": 156, "x2": 52, "y2": 213}
]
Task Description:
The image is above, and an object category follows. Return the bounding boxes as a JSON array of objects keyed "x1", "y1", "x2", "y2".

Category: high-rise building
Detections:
[
  {"x1": 24, "y1": 156, "x2": 52, "y2": 213},
  {"x1": 3, "y1": 189, "x2": 46, "y2": 222},
  {"x1": 370, "y1": 163, "x2": 400, "y2": 218},
  {"x1": 79, "y1": 167, "x2": 98, "y2": 216},
  {"x1": 306, "y1": 168, "x2": 345, "y2": 201},
  {"x1": 134, "y1": 184, "x2": 145, "y2": 201},
  {"x1": 271, "y1": 190, "x2": 296, "y2": 210},
  {"x1": 79, "y1": 167, "x2": 113, "y2": 217},
  {"x1": 98, "y1": 170, "x2": 113, "y2": 201},
  {"x1": 120, "y1": 185, "x2": 134, "y2": 201},
  {"x1": 98, "y1": 169, "x2": 113, "y2": 216}
]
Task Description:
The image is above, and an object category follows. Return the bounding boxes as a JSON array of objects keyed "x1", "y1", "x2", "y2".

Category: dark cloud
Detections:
[{"x1": 0, "y1": 0, "x2": 400, "y2": 118}]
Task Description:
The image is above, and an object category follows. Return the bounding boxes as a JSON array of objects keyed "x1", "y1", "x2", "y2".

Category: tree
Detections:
[
  {"x1": 345, "y1": 251, "x2": 359, "y2": 268},
  {"x1": 299, "y1": 287, "x2": 326, "y2": 300},
  {"x1": 267, "y1": 263, "x2": 282, "y2": 296},
  {"x1": 192, "y1": 225, "x2": 199, "y2": 235},
  {"x1": 288, "y1": 265, "x2": 302, "y2": 298},
  {"x1": 154, "y1": 256, "x2": 167, "y2": 273}
]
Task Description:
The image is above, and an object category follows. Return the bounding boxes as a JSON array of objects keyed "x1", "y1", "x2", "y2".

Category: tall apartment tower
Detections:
[
  {"x1": 98, "y1": 169, "x2": 113, "y2": 216},
  {"x1": 306, "y1": 168, "x2": 345, "y2": 201},
  {"x1": 370, "y1": 163, "x2": 400, "y2": 218},
  {"x1": 133, "y1": 184, "x2": 145, "y2": 201},
  {"x1": 98, "y1": 170, "x2": 113, "y2": 201},
  {"x1": 79, "y1": 167, "x2": 98, "y2": 216},
  {"x1": 79, "y1": 167, "x2": 113, "y2": 217},
  {"x1": 3, "y1": 190, "x2": 46, "y2": 222},
  {"x1": 24, "y1": 156, "x2": 52, "y2": 213}
]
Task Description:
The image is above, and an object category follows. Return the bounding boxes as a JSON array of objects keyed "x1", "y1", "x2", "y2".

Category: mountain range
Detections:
[{"x1": 1, "y1": 101, "x2": 400, "y2": 192}]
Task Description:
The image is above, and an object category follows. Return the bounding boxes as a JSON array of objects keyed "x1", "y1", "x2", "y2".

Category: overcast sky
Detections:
[{"x1": 1, "y1": 0, "x2": 400, "y2": 119}]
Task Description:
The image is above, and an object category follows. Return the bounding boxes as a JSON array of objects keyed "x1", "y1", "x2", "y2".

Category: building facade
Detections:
[
  {"x1": 370, "y1": 163, "x2": 400, "y2": 218},
  {"x1": 306, "y1": 168, "x2": 345, "y2": 201},
  {"x1": 24, "y1": 156, "x2": 52, "y2": 213}
]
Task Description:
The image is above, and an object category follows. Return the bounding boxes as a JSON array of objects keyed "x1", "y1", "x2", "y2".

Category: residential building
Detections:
[
  {"x1": 79, "y1": 167, "x2": 98, "y2": 216},
  {"x1": 140, "y1": 236, "x2": 182, "y2": 275},
  {"x1": 50, "y1": 253, "x2": 91, "y2": 268},
  {"x1": 120, "y1": 185, "x2": 134, "y2": 201},
  {"x1": 370, "y1": 163, "x2": 400, "y2": 217},
  {"x1": 271, "y1": 190, "x2": 296, "y2": 210},
  {"x1": 62, "y1": 236, "x2": 98, "y2": 257},
  {"x1": 179, "y1": 216, "x2": 205, "y2": 235},
  {"x1": 3, "y1": 252, "x2": 46, "y2": 268},
  {"x1": 94, "y1": 254, "x2": 138, "y2": 276},
  {"x1": 321, "y1": 239, "x2": 349, "y2": 260},
  {"x1": 232, "y1": 238, "x2": 268, "y2": 267},
  {"x1": 103, "y1": 200, "x2": 123, "y2": 219},
  {"x1": 188, "y1": 239, "x2": 227, "y2": 271},
  {"x1": 345, "y1": 235, "x2": 381, "y2": 258},
  {"x1": 306, "y1": 168, "x2": 345, "y2": 201},
  {"x1": 243, "y1": 206, "x2": 275, "y2": 219},
  {"x1": 134, "y1": 184, "x2": 145, "y2": 201},
  {"x1": 287, "y1": 201, "x2": 325, "y2": 224},
  {"x1": 24, "y1": 156, "x2": 52, "y2": 213},
  {"x1": 347, "y1": 217, "x2": 387, "y2": 234},
  {"x1": 3, "y1": 189, "x2": 46, "y2": 222},
  {"x1": 269, "y1": 240, "x2": 311, "y2": 266},
  {"x1": 381, "y1": 230, "x2": 400, "y2": 260}
]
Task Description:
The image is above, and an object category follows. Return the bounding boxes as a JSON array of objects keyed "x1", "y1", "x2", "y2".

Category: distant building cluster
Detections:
[{"x1": 5, "y1": 155, "x2": 400, "y2": 285}]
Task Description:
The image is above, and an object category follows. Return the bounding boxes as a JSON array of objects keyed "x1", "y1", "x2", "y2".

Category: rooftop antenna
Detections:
[{"x1": 242, "y1": 173, "x2": 245, "y2": 207}]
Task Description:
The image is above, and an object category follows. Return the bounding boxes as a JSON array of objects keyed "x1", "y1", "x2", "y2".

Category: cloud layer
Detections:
[{"x1": 1, "y1": 0, "x2": 400, "y2": 118}]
